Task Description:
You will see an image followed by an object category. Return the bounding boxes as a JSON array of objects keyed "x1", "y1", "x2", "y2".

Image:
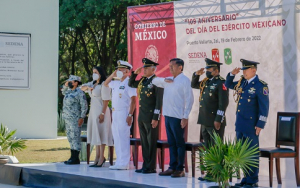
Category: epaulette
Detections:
[
  {"x1": 240, "y1": 75, "x2": 244, "y2": 78},
  {"x1": 219, "y1": 76, "x2": 225, "y2": 80},
  {"x1": 259, "y1": 79, "x2": 268, "y2": 85}
]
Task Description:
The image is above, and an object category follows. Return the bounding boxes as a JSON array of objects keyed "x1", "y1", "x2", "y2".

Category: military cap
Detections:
[
  {"x1": 116, "y1": 60, "x2": 132, "y2": 70},
  {"x1": 240, "y1": 59, "x2": 260, "y2": 70},
  {"x1": 142, "y1": 58, "x2": 159, "y2": 67},
  {"x1": 205, "y1": 58, "x2": 223, "y2": 69},
  {"x1": 67, "y1": 75, "x2": 82, "y2": 84}
]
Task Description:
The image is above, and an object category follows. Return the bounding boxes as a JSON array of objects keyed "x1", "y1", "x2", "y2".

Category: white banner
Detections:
[{"x1": 0, "y1": 33, "x2": 31, "y2": 89}]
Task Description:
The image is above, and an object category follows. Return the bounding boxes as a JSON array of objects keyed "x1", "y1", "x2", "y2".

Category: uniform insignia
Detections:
[
  {"x1": 210, "y1": 86, "x2": 215, "y2": 90},
  {"x1": 222, "y1": 83, "x2": 227, "y2": 90},
  {"x1": 259, "y1": 79, "x2": 268, "y2": 85},
  {"x1": 147, "y1": 94, "x2": 150, "y2": 97},
  {"x1": 119, "y1": 86, "x2": 125, "y2": 89},
  {"x1": 263, "y1": 87, "x2": 269, "y2": 95},
  {"x1": 147, "y1": 83, "x2": 154, "y2": 89},
  {"x1": 219, "y1": 76, "x2": 225, "y2": 81},
  {"x1": 248, "y1": 87, "x2": 256, "y2": 94}
]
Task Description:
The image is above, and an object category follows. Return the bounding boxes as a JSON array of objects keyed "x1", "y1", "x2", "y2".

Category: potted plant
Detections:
[
  {"x1": 0, "y1": 124, "x2": 26, "y2": 164},
  {"x1": 199, "y1": 132, "x2": 259, "y2": 188}
]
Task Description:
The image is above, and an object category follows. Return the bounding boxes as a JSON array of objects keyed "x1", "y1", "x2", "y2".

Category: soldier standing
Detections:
[
  {"x1": 62, "y1": 75, "x2": 88, "y2": 165},
  {"x1": 225, "y1": 59, "x2": 269, "y2": 187},
  {"x1": 128, "y1": 58, "x2": 164, "y2": 174},
  {"x1": 104, "y1": 60, "x2": 137, "y2": 170},
  {"x1": 191, "y1": 58, "x2": 229, "y2": 181}
]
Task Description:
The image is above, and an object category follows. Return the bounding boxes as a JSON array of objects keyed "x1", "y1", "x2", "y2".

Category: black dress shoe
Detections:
[
  {"x1": 198, "y1": 175, "x2": 212, "y2": 182},
  {"x1": 142, "y1": 169, "x2": 157, "y2": 174},
  {"x1": 135, "y1": 168, "x2": 144, "y2": 173},
  {"x1": 244, "y1": 183, "x2": 258, "y2": 187},
  {"x1": 235, "y1": 182, "x2": 246, "y2": 187}
]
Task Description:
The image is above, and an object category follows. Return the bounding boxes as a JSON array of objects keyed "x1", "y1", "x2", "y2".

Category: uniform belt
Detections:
[{"x1": 111, "y1": 107, "x2": 129, "y2": 111}]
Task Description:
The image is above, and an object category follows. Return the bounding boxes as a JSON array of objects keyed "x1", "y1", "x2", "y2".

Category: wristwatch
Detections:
[{"x1": 128, "y1": 114, "x2": 133, "y2": 117}]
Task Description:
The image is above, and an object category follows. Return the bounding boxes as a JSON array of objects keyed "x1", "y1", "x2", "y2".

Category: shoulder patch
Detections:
[
  {"x1": 263, "y1": 87, "x2": 269, "y2": 95},
  {"x1": 259, "y1": 79, "x2": 268, "y2": 85}
]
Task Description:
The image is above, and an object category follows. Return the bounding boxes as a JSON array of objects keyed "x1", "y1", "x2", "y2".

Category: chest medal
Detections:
[{"x1": 248, "y1": 87, "x2": 256, "y2": 94}]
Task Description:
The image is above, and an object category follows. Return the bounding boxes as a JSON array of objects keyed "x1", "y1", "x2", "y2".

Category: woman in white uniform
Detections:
[{"x1": 81, "y1": 66, "x2": 113, "y2": 167}]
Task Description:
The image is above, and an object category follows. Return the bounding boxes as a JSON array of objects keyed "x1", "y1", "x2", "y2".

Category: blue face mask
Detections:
[{"x1": 206, "y1": 71, "x2": 213, "y2": 79}]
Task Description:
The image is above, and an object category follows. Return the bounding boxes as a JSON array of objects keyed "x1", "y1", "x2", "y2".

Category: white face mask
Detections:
[
  {"x1": 92, "y1": 73, "x2": 99, "y2": 81},
  {"x1": 116, "y1": 70, "x2": 124, "y2": 79}
]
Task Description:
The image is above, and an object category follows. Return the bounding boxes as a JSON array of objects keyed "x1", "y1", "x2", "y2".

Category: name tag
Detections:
[{"x1": 119, "y1": 86, "x2": 125, "y2": 89}]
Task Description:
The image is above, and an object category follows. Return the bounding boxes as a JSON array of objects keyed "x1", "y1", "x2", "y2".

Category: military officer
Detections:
[
  {"x1": 128, "y1": 58, "x2": 164, "y2": 174},
  {"x1": 104, "y1": 60, "x2": 137, "y2": 170},
  {"x1": 191, "y1": 58, "x2": 229, "y2": 181},
  {"x1": 62, "y1": 75, "x2": 88, "y2": 165},
  {"x1": 225, "y1": 59, "x2": 269, "y2": 187}
]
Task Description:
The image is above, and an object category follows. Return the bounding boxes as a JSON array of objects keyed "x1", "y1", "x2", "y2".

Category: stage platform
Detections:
[{"x1": 0, "y1": 162, "x2": 298, "y2": 188}]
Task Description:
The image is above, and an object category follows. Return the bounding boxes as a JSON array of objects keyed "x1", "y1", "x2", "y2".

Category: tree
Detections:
[{"x1": 58, "y1": 0, "x2": 171, "y2": 112}]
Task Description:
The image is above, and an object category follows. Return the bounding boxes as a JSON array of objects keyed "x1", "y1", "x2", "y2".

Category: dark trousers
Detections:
[
  {"x1": 165, "y1": 116, "x2": 185, "y2": 171},
  {"x1": 236, "y1": 131, "x2": 259, "y2": 184},
  {"x1": 201, "y1": 125, "x2": 225, "y2": 148},
  {"x1": 138, "y1": 121, "x2": 158, "y2": 170}
]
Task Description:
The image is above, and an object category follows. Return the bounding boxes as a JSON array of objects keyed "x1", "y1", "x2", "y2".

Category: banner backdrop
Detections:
[{"x1": 128, "y1": 0, "x2": 300, "y2": 178}]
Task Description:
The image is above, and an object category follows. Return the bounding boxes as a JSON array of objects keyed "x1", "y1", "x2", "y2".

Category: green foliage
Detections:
[
  {"x1": 0, "y1": 124, "x2": 27, "y2": 156},
  {"x1": 58, "y1": 0, "x2": 172, "y2": 112},
  {"x1": 57, "y1": 112, "x2": 66, "y2": 133},
  {"x1": 199, "y1": 132, "x2": 259, "y2": 188}
]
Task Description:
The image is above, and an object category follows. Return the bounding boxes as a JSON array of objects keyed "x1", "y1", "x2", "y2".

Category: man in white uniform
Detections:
[{"x1": 104, "y1": 60, "x2": 137, "y2": 170}]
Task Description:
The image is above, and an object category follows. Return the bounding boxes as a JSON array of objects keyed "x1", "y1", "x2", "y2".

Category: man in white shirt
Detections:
[
  {"x1": 104, "y1": 60, "x2": 137, "y2": 170},
  {"x1": 152, "y1": 58, "x2": 194, "y2": 178}
]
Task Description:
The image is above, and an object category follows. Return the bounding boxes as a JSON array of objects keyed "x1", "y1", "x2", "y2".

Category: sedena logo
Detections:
[
  {"x1": 224, "y1": 48, "x2": 232, "y2": 65},
  {"x1": 211, "y1": 48, "x2": 219, "y2": 62}
]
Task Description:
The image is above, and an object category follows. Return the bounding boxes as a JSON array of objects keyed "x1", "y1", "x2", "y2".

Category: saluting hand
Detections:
[
  {"x1": 112, "y1": 70, "x2": 117, "y2": 77},
  {"x1": 255, "y1": 126, "x2": 262, "y2": 136},
  {"x1": 231, "y1": 67, "x2": 241, "y2": 75},
  {"x1": 164, "y1": 78, "x2": 174, "y2": 83},
  {"x1": 195, "y1": 68, "x2": 205, "y2": 76},
  {"x1": 134, "y1": 67, "x2": 143, "y2": 74},
  {"x1": 214, "y1": 121, "x2": 221, "y2": 130},
  {"x1": 151, "y1": 120, "x2": 158, "y2": 128}
]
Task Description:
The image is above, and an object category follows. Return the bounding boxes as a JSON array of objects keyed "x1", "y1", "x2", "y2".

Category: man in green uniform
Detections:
[
  {"x1": 191, "y1": 58, "x2": 229, "y2": 181},
  {"x1": 128, "y1": 58, "x2": 164, "y2": 174}
]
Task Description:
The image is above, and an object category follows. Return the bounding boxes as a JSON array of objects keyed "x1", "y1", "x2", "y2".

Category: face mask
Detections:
[
  {"x1": 68, "y1": 82, "x2": 74, "y2": 89},
  {"x1": 116, "y1": 70, "x2": 124, "y2": 79},
  {"x1": 206, "y1": 71, "x2": 213, "y2": 79},
  {"x1": 93, "y1": 73, "x2": 99, "y2": 81}
]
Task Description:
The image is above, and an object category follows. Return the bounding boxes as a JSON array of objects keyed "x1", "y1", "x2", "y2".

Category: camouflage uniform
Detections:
[{"x1": 62, "y1": 86, "x2": 88, "y2": 151}]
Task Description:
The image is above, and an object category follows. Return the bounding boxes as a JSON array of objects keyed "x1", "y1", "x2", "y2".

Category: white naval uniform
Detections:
[{"x1": 108, "y1": 77, "x2": 137, "y2": 168}]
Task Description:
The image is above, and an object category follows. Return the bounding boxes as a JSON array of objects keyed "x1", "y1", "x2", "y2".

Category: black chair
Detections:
[
  {"x1": 259, "y1": 112, "x2": 300, "y2": 187},
  {"x1": 130, "y1": 138, "x2": 141, "y2": 169}
]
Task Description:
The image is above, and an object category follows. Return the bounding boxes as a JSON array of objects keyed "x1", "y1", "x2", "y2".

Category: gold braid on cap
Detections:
[
  {"x1": 233, "y1": 76, "x2": 244, "y2": 103},
  {"x1": 199, "y1": 77, "x2": 209, "y2": 101}
]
